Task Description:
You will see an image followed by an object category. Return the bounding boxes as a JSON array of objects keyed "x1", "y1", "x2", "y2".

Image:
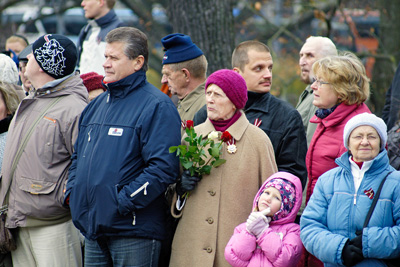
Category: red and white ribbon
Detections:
[
  {"x1": 226, "y1": 137, "x2": 237, "y2": 154},
  {"x1": 254, "y1": 118, "x2": 262, "y2": 127}
]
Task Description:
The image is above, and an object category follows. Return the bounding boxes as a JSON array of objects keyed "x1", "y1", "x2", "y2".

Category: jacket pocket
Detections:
[
  {"x1": 16, "y1": 176, "x2": 69, "y2": 218},
  {"x1": 18, "y1": 176, "x2": 56, "y2": 195}
]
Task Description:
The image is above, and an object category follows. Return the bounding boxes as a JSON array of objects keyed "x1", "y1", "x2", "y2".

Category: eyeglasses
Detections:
[{"x1": 311, "y1": 78, "x2": 330, "y2": 87}]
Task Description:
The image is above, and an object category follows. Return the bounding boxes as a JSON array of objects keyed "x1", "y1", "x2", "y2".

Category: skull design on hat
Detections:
[{"x1": 32, "y1": 34, "x2": 77, "y2": 79}]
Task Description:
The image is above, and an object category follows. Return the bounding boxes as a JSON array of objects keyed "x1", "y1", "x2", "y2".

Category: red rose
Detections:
[
  {"x1": 186, "y1": 120, "x2": 194, "y2": 129},
  {"x1": 221, "y1": 131, "x2": 232, "y2": 142}
]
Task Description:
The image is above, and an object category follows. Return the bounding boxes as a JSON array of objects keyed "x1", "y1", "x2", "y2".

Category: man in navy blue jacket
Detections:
[{"x1": 66, "y1": 27, "x2": 181, "y2": 266}]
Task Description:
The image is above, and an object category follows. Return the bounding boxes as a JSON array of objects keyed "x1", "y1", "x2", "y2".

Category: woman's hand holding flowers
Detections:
[{"x1": 176, "y1": 170, "x2": 202, "y2": 196}]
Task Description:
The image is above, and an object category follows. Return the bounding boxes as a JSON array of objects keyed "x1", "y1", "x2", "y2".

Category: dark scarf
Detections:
[
  {"x1": 0, "y1": 115, "x2": 12, "y2": 134},
  {"x1": 315, "y1": 104, "x2": 340, "y2": 119},
  {"x1": 210, "y1": 111, "x2": 241, "y2": 132}
]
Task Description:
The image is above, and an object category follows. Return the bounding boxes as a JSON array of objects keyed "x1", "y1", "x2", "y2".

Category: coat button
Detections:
[
  {"x1": 206, "y1": 217, "x2": 214, "y2": 224},
  {"x1": 208, "y1": 190, "x2": 216, "y2": 196},
  {"x1": 205, "y1": 247, "x2": 212, "y2": 253}
]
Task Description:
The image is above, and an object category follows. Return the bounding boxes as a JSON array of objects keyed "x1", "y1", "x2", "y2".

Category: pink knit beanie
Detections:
[{"x1": 205, "y1": 69, "x2": 248, "y2": 109}]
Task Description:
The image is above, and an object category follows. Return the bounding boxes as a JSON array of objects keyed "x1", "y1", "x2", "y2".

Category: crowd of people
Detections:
[{"x1": 0, "y1": 0, "x2": 399, "y2": 267}]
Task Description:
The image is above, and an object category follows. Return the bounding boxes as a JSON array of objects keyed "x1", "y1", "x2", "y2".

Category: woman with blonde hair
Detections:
[
  {"x1": 0, "y1": 81, "x2": 20, "y2": 171},
  {"x1": 302, "y1": 52, "x2": 371, "y2": 266}
]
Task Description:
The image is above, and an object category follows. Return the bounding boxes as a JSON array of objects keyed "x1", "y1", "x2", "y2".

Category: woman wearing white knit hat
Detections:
[{"x1": 301, "y1": 112, "x2": 400, "y2": 266}]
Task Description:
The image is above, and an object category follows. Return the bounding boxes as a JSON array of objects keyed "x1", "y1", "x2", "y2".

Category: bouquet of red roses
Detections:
[{"x1": 169, "y1": 120, "x2": 231, "y2": 176}]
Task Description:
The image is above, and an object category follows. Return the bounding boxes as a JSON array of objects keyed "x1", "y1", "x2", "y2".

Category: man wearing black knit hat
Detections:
[
  {"x1": 161, "y1": 33, "x2": 207, "y2": 131},
  {"x1": 0, "y1": 33, "x2": 87, "y2": 266}
]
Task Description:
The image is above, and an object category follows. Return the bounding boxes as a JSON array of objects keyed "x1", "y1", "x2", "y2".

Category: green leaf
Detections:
[
  {"x1": 178, "y1": 145, "x2": 187, "y2": 151},
  {"x1": 188, "y1": 146, "x2": 197, "y2": 153},
  {"x1": 178, "y1": 145, "x2": 187, "y2": 156},
  {"x1": 201, "y1": 165, "x2": 212, "y2": 175},
  {"x1": 211, "y1": 147, "x2": 220, "y2": 157},
  {"x1": 169, "y1": 146, "x2": 177, "y2": 153},
  {"x1": 182, "y1": 161, "x2": 193, "y2": 169},
  {"x1": 213, "y1": 158, "x2": 226, "y2": 167}
]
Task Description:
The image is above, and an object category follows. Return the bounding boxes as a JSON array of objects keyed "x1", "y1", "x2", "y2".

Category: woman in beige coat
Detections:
[{"x1": 169, "y1": 69, "x2": 278, "y2": 267}]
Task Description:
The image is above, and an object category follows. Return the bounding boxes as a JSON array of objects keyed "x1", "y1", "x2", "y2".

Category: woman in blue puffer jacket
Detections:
[{"x1": 301, "y1": 113, "x2": 400, "y2": 266}]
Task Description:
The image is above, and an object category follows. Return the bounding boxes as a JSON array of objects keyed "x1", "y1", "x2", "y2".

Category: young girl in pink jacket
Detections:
[{"x1": 224, "y1": 172, "x2": 303, "y2": 267}]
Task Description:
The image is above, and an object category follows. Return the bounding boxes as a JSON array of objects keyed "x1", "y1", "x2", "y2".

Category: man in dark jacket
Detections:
[
  {"x1": 66, "y1": 27, "x2": 181, "y2": 266},
  {"x1": 194, "y1": 41, "x2": 307, "y2": 190},
  {"x1": 76, "y1": 0, "x2": 124, "y2": 75},
  {"x1": 382, "y1": 62, "x2": 400, "y2": 131}
]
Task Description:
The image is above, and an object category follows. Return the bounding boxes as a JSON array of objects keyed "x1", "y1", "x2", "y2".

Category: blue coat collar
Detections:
[
  {"x1": 336, "y1": 150, "x2": 393, "y2": 177},
  {"x1": 95, "y1": 9, "x2": 119, "y2": 27},
  {"x1": 103, "y1": 70, "x2": 147, "y2": 98}
]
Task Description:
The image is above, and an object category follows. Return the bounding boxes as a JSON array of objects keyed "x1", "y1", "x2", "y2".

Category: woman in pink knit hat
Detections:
[
  {"x1": 169, "y1": 69, "x2": 278, "y2": 267},
  {"x1": 80, "y1": 72, "x2": 106, "y2": 102}
]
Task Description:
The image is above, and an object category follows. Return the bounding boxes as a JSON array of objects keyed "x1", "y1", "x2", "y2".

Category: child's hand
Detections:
[{"x1": 246, "y1": 208, "x2": 271, "y2": 238}]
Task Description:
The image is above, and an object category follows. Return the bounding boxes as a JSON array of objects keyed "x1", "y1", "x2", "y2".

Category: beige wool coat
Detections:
[{"x1": 169, "y1": 113, "x2": 278, "y2": 267}]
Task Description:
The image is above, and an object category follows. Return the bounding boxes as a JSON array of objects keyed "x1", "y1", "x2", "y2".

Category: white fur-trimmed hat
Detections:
[
  {"x1": 0, "y1": 54, "x2": 19, "y2": 85},
  {"x1": 343, "y1": 112, "x2": 387, "y2": 151}
]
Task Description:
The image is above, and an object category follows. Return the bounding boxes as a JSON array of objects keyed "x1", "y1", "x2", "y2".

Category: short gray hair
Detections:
[{"x1": 106, "y1": 27, "x2": 149, "y2": 72}]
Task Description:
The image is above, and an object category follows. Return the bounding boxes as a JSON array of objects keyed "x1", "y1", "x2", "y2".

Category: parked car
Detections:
[{"x1": 3, "y1": 5, "x2": 139, "y2": 44}]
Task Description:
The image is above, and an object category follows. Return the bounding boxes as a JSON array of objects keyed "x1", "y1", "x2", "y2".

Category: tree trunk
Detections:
[
  {"x1": 167, "y1": 0, "x2": 235, "y2": 74},
  {"x1": 370, "y1": 0, "x2": 400, "y2": 115}
]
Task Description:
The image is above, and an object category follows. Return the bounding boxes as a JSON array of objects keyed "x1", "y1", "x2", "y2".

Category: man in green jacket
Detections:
[
  {"x1": 161, "y1": 33, "x2": 207, "y2": 134},
  {"x1": 297, "y1": 36, "x2": 337, "y2": 147}
]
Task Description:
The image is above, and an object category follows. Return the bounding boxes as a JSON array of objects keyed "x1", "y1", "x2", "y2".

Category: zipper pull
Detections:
[
  {"x1": 130, "y1": 182, "x2": 149, "y2": 197},
  {"x1": 107, "y1": 93, "x2": 110, "y2": 103},
  {"x1": 132, "y1": 212, "x2": 136, "y2": 225},
  {"x1": 88, "y1": 131, "x2": 91, "y2": 142},
  {"x1": 354, "y1": 194, "x2": 357, "y2": 205}
]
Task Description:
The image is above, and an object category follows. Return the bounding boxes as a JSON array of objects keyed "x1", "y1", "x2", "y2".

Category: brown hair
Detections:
[
  {"x1": 0, "y1": 82, "x2": 20, "y2": 115},
  {"x1": 105, "y1": 0, "x2": 116, "y2": 9},
  {"x1": 232, "y1": 41, "x2": 270, "y2": 71}
]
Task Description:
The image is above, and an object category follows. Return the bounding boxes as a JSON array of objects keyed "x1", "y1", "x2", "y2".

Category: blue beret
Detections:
[{"x1": 161, "y1": 33, "x2": 204, "y2": 64}]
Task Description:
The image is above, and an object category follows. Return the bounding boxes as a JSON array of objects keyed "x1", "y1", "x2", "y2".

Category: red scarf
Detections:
[
  {"x1": 210, "y1": 111, "x2": 241, "y2": 132},
  {"x1": 351, "y1": 157, "x2": 363, "y2": 169}
]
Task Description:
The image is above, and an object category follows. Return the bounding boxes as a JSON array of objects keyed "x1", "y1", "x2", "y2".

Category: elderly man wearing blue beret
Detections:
[{"x1": 161, "y1": 33, "x2": 207, "y2": 133}]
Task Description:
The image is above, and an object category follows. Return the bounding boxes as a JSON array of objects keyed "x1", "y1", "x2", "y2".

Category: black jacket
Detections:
[
  {"x1": 382, "y1": 62, "x2": 400, "y2": 130},
  {"x1": 194, "y1": 92, "x2": 307, "y2": 190}
]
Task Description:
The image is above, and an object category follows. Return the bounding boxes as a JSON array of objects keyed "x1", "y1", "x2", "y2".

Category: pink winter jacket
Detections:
[
  {"x1": 305, "y1": 103, "x2": 371, "y2": 204},
  {"x1": 224, "y1": 172, "x2": 303, "y2": 267}
]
